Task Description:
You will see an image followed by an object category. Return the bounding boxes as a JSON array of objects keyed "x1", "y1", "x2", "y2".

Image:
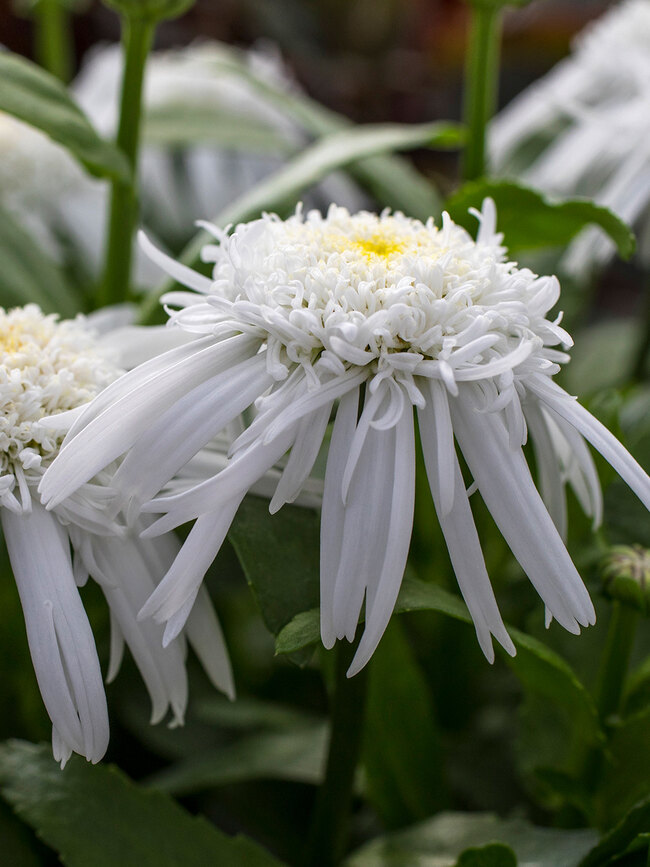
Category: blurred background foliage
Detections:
[{"x1": 0, "y1": 1, "x2": 649, "y2": 865}]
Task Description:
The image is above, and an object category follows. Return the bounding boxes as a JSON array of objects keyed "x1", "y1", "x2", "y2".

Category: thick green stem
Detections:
[
  {"x1": 99, "y1": 15, "x2": 155, "y2": 308},
  {"x1": 33, "y1": 0, "x2": 73, "y2": 82},
  {"x1": 304, "y1": 641, "x2": 368, "y2": 867},
  {"x1": 461, "y1": 3, "x2": 503, "y2": 181}
]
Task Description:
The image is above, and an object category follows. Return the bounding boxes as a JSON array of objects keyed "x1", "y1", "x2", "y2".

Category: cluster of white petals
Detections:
[
  {"x1": 490, "y1": 0, "x2": 650, "y2": 275},
  {"x1": 41, "y1": 203, "x2": 650, "y2": 677},
  {"x1": 0, "y1": 305, "x2": 118, "y2": 508},
  {"x1": 0, "y1": 305, "x2": 233, "y2": 767}
]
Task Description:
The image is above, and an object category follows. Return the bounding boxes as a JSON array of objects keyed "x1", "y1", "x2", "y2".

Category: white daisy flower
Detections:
[
  {"x1": 40, "y1": 202, "x2": 650, "y2": 677},
  {"x1": 1, "y1": 304, "x2": 233, "y2": 767},
  {"x1": 489, "y1": 0, "x2": 650, "y2": 276}
]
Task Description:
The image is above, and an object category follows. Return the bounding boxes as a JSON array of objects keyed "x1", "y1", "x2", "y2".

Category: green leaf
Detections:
[
  {"x1": 276, "y1": 576, "x2": 603, "y2": 748},
  {"x1": 215, "y1": 121, "x2": 461, "y2": 229},
  {"x1": 0, "y1": 798, "x2": 42, "y2": 867},
  {"x1": 0, "y1": 204, "x2": 82, "y2": 316},
  {"x1": 0, "y1": 740, "x2": 285, "y2": 867},
  {"x1": 144, "y1": 724, "x2": 328, "y2": 796},
  {"x1": 456, "y1": 843, "x2": 517, "y2": 867},
  {"x1": 228, "y1": 496, "x2": 321, "y2": 638},
  {"x1": 362, "y1": 620, "x2": 447, "y2": 828},
  {"x1": 0, "y1": 52, "x2": 130, "y2": 183},
  {"x1": 596, "y1": 708, "x2": 650, "y2": 828},
  {"x1": 191, "y1": 52, "x2": 444, "y2": 221},
  {"x1": 578, "y1": 797, "x2": 650, "y2": 867},
  {"x1": 143, "y1": 104, "x2": 293, "y2": 154},
  {"x1": 445, "y1": 180, "x2": 636, "y2": 260},
  {"x1": 345, "y1": 811, "x2": 597, "y2": 867}
]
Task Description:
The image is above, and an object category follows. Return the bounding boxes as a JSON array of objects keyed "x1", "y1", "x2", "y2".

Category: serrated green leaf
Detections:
[
  {"x1": 345, "y1": 811, "x2": 597, "y2": 866},
  {"x1": 362, "y1": 620, "x2": 447, "y2": 828},
  {"x1": 144, "y1": 724, "x2": 328, "y2": 796},
  {"x1": 0, "y1": 52, "x2": 130, "y2": 183},
  {"x1": 445, "y1": 180, "x2": 635, "y2": 260},
  {"x1": 276, "y1": 575, "x2": 603, "y2": 748},
  {"x1": 0, "y1": 740, "x2": 285, "y2": 867},
  {"x1": 0, "y1": 205, "x2": 82, "y2": 316},
  {"x1": 455, "y1": 843, "x2": 517, "y2": 867},
  {"x1": 143, "y1": 104, "x2": 292, "y2": 153}
]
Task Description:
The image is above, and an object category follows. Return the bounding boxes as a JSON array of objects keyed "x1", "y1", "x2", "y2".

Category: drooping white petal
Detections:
[
  {"x1": 527, "y1": 376, "x2": 650, "y2": 512},
  {"x1": 523, "y1": 401, "x2": 568, "y2": 539},
  {"x1": 320, "y1": 388, "x2": 360, "y2": 649},
  {"x1": 418, "y1": 391, "x2": 515, "y2": 661},
  {"x1": 2, "y1": 503, "x2": 109, "y2": 763},
  {"x1": 451, "y1": 385, "x2": 596, "y2": 632},
  {"x1": 347, "y1": 399, "x2": 416, "y2": 676},
  {"x1": 40, "y1": 333, "x2": 261, "y2": 508}
]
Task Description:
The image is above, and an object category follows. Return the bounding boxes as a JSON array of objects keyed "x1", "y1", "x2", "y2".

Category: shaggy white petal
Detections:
[{"x1": 2, "y1": 503, "x2": 109, "y2": 764}]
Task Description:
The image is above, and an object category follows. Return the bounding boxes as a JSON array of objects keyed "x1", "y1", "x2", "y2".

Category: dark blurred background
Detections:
[{"x1": 1, "y1": 0, "x2": 616, "y2": 130}]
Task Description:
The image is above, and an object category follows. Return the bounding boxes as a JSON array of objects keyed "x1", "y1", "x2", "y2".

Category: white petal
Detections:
[
  {"x1": 320, "y1": 388, "x2": 360, "y2": 648},
  {"x1": 185, "y1": 586, "x2": 235, "y2": 701},
  {"x1": 348, "y1": 400, "x2": 416, "y2": 676},
  {"x1": 451, "y1": 387, "x2": 595, "y2": 632},
  {"x1": 418, "y1": 396, "x2": 514, "y2": 661},
  {"x1": 524, "y1": 401, "x2": 568, "y2": 539},
  {"x1": 2, "y1": 503, "x2": 109, "y2": 763}
]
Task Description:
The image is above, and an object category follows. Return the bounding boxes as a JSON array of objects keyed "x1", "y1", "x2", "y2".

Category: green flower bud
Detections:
[
  {"x1": 602, "y1": 545, "x2": 650, "y2": 615},
  {"x1": 102, "y1": 0, "x2": 194, "y2": 22}
]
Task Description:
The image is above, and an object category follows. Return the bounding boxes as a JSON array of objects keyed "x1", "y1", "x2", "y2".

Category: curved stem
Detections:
[
  {"x1": 461, "y1": 4, "x2": 503, "y2": 181},
  {"x1": 99, "y1": 15, "x2": 155, "y2": 308},
  {"x1": 33, "y1": 0, "x2": 73, "y2": 82},
  {"x1": 304, "y1": 640, "x2": 368, "y2": 867}
]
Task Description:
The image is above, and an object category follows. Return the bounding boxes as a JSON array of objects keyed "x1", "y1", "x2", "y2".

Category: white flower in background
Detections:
[
  {"x1": 489, "y1": 0, "x2": 650, "y2": 277},
  {"x1": 41, "y1": 202, "x2": 650, "y2": 677},
  {"x1": 0, "y1": 41, "x2": 363, "y2": 284},
  {"x1": 73, "y1": 41, "x2": 363, "y2": 243},
  {"x1": 1, "y1": 304, "x2": 233, "y2": 767}
]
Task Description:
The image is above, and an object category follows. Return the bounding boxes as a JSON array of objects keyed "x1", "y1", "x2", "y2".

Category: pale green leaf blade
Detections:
[
  {"x1": 144, "y1": 724, "x2": 328, "y2": 796},
  {"x1": 445, "y1": 180, "x2": 635, "y2": 260},
  {"x1": 0, "y1": 205, "x2": 82, "y2": 317},
  {"x1": 345, "y1": 811, "x2": 597, "y2": 867},
  {"x1": 0, "y1": 52, "x2": 130, "y2": 182},
  {"x1": 0, "y1": 740, "x2": 285, "y2": 867},
  {"x1": 143, "y1": 104, "x2": 293, "y2": 154}
]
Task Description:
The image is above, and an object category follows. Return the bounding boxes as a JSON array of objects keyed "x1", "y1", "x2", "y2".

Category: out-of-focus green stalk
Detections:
[
  {"x1": 303, "y1": 640, "x2": 368, "y2": 867},
  {"x1": 99, "y1": 14, "x2": 154, "y2": 308},
  {"x1": 33, "y1": 0, "x2": 74, "y2": 82},
  {"x1": 461, "y1": 3, "x2": 503, "y2": 181},
  {"x1": 631, "y1": 273, "x2": 650, "y2": 381}
]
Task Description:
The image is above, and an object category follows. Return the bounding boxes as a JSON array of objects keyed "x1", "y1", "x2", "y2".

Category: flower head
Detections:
[
  {"x1": 489, "y1": 0, "x2": 650, "y2": 276},
  {"x1": 2, "y1": 305, "x2": 232, "y2": 766},
  {"x1": 41, "y1": 203, "x2": 650, "y2": 676}
]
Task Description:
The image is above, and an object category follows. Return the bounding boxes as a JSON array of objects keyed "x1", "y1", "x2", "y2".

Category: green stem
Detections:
[
  {"x1": 461, "y1": 3, "x2": 503, "y2": 181},
  {"x1": 304, "y1": 641, "x2": 368, "y2": 867},
  {"x1": 583, "y1": 602, "x2": 638, "y2": 791},
  {"x1": 99, "y1": 15, "x2": 155, "y2": 308},
  {"x1": 595, "y1": 602, "x2": 639, "y2": 726},
  {"x1": 33, "y1": 0, "x2": 73, "y2": 82},
  {"x1": 631, "y1": 273, "x2": 650, "y2": 382}
]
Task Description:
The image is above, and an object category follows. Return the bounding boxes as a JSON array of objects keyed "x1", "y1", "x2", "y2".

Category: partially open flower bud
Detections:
[{"x1": 602, "y1": 545, "x2": 650, "y2": 615}]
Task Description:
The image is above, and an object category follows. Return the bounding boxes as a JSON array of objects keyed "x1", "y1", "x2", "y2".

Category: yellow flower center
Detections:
[{"x1": 352, "y1": 233, "x2": 406, "y2": 261}]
